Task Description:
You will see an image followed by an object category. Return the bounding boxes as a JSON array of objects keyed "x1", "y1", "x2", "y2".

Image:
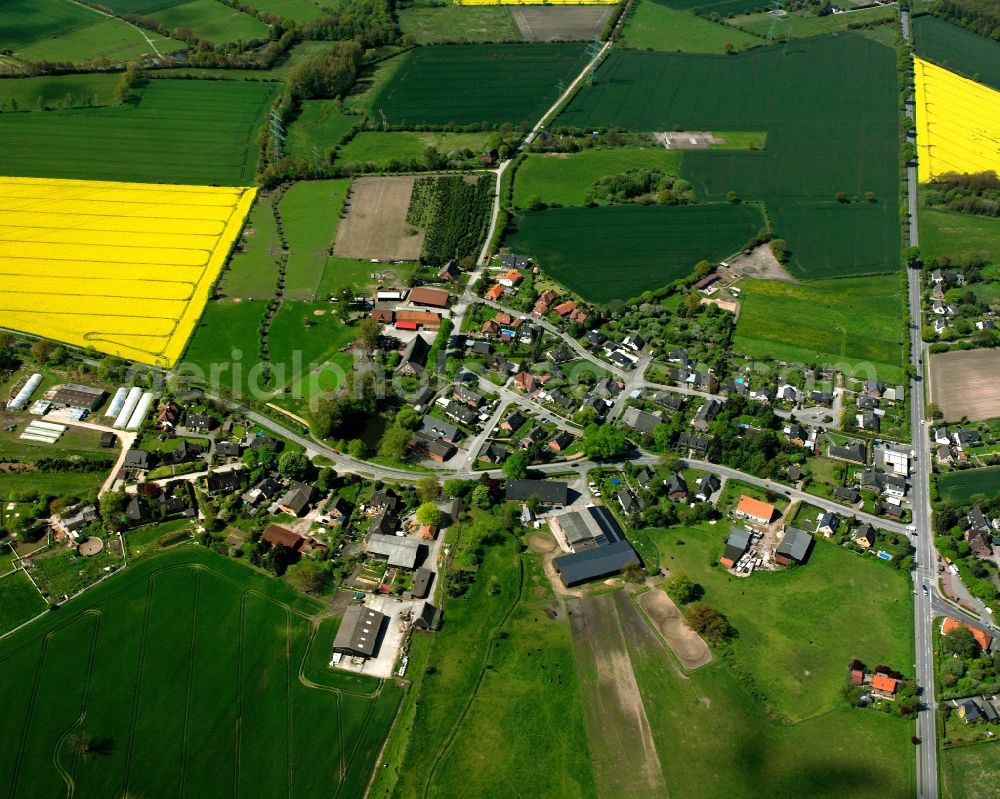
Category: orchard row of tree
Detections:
[{"x1": 406, "y1": 175, "x2": 494, "y2": 265}]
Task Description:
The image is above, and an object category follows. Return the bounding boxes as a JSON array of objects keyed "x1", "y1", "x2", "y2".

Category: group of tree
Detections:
[
  {"x1": 584, "y1": 169, "x2": 695, "y2": 207},
  {"x1": 286, "y1": 41, "x2": 362, "y2": 100},
  {"x1": 683, "y1": 602, "x2": 734, "y2": 646},
  {"x1": 931, "y1": 0, "x2": 1000, "y2": 41},
  {"x1": 925, "y1": 171, "x2": 1000, "y2": 217},
  {"x1": 578, "y1": 424, "x2": 629, "y2": 461}
]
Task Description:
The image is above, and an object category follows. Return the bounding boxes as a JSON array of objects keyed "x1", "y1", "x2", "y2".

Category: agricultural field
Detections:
[
  {"x1": 397, "y1": 5, "x2": 524, "y2": 43},
  {"x1": 0, "y1": 73, "x2": 120, "y2": 111},
  {"x1": 333, "y1": 176, "x2": 425, "y2": 261},
  {"x1": 0, "y1": 571, "x2": 47, "y2": 636},
  {"x1": 372, "y1": 43, "x2": 591, "y2": 127},
  {"x1": 941, "y1": 743, "x2": 1000, "y2": 799},
  {"x1": 281, "y1": 180, "x2": 351, "y2": 300},
  {"x1": 929, "y1": 348, "x2": 1000, "y2": 421},
  {"x1": 624, "y1": 0, "x2": 763, "y2": 52},
  {"x1": 0, "y1": 177, "x2": 255, "y2": 367},
  {"x1": 652, "y1": 0, "x2": 770, "y2": 16},
  {"x1": 558, "y1": 35, "x2": 901, "y2": 278},
  {"x1": 181, "y1": 300, "x2": 267, "y2": 384},
  {"x1": 506, "y1": 203, "x2": 763, "y2": 303},
  {"x1": 913, "y1": 13, "x2": 1000, "y2": 92},
  {"x1": 727, "y1": 4, "x2": 897, "y2": 39},
  {"x1": 146, "y1": 0, "x2": 270, "y2": 45},
  {"x1": 3, "y1": 0, "x2": 185, "y2": 66},
  {"x1": 914, "y1": 57, "x2": 1000, "y2": 182},
  {"x1": 938, "y1": 467, "x2": 1000, "y2": 505},
  {"x1": 510, "y1": 5, "x2": 617, "y2": 41},
  {"x1": 919, "y1": 207, "x2": 1000, "y2": 263},
  {"x1": 512, "y1": 147, "x2": 683, "y2": 207},
  {"x1": 218, "y1": 195, "x2": 283, "y2": 299},
  {"x1": 337, "y1": 131, "x2": 491, "y2": 169},
  {"x1": 0, "y1": 79, "x2": 275, "y2": 185},
  {"x1": 0, "y1": 547, "x2": 401, "y2": 799},
  {"x1": 732, "y1": 275, "x2": 907, "y2": 382},
  {"x1": 240, "y1": 0, "x2": 330, "y2": 21},
  {"x1": 286, "y1": 100, "x2": 360, "y2": 161}
]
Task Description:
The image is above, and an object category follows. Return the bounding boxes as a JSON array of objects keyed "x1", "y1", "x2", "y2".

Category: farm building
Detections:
[
  {"x1": 412, "y1": 567, "x2": 434, "y2": 599},
  {"x1": 720, "y1": 529, "x2": 751, "y2": 569},
  {"x1": 506, "y1": 479, "x2": 568, "y2": 506},
  {"x1": 734, "y1": 496, "x2": 775, "y2": 526},
  {"x1": 366, "y1": 533, "x2": 419, "y2": 569},
  {"x1": 398, "y1": 335, "x2": 430, "y2": 376},
  {"x1": 776, "y1": 528, "x2": 813, "y2": 566},
  {"x1": 412, "y1": 601, "x2": 442, "y2": 631},
  {"x1": 554, "y1": 541, "x2": 640, "y2": 588},
  {"x1": 276, "y1": 482, "x2": 315, "y2": 516},
  {"x1": 262, "y1": 524, "x2": 305, "y2": 552},
  {"x1": 332, "y1": 606, "x2": 386, "y2": 659},
  {"x1": 550, "y1": 505, "x2": 627, "y2": 553},
  {"x1": 50, "y1": 383, "x2": 105, "y2": 411},
  {"x1": 407, "y1": 287, "x2": 451, "y2": 308}
]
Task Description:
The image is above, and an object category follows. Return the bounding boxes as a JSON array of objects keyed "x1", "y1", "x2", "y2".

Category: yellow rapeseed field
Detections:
[
  {"x1": 914, "y1": 57, "x2": 1000, "y2": 183},
  {"x1": 0, "y1": 177, "x2": 255, "y2": 368}
]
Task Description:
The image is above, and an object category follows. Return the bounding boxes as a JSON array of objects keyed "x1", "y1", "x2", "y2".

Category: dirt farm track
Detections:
[{"x1": 929, "y1": 347, "x2": 1000, "y2": 422}]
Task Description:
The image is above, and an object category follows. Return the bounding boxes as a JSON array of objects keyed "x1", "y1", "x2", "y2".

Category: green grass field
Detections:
[
  {"x1": 0, "y1": 425, "x2": 111, "y2": 465},
  {"x1": 398, "y1": 5, "x2": 523, "y2": 43},
  {"x1": 241, "y1": 0, "x2": 330, "y2": 21},
  {"x1": 0, "y1": 73, "x2": 120, "y2": 111},
  {"x1": 373, "y1": 43, "x2": 590, "y2": 127},
  {"x1": 0, "y1": 79, "x2": 274, "y2": 185},
  {"x1": 219, "y1": 197, "x2": 282, "y2": 299},
  {"x1": 654, "y1": 525, "x2": 914, "y2": 721},
  {"x1": 337, "y1": 130, "x2": 491, "y2": 168},
  {"x1": 913, "y1": 14, "x2": 1000, "y2": 92},
  {"x1": 558, "y1": 35, "x2": 901, "y2": 278},
  {"x1": 389, "y1": 539, "x2": 599, "y2": 799},
  {"x1": 0, "y1": 571, "x2": 46, "y2": 635},
  {"x1": 506, "y1": 203, "x2": 763, "y2": 303},
  {"x1": 611, "y1": 589, "x2": 914, "y2": 799},
  {"x1": 281, "y1": 180, "x2": 351, "y2": 300},
  {"x1": 624, "y1": 0, "x2": 763, "y2": 52},
  {"x1": 919, "y1": 208, "x2": 1000, "y2": 264},
  {"x1": 148, "y1": 0, "x2": 270, "y2": 45},
  {"x1": 287, "y1": 100, "x2": 359, "y2": 161},
  {"x1": 655, "y1": 0, "x2": 770, "y2": 15},
  {"x1": 942, "y1": 743, "x2": 1000, "y2": 799},
  {"x1": 733, "y1": 274, "x2": 907, "y2": 382},
  {"x1": 938, "y1": 467, "x2": 1000, "y2": 505},
  {"x1": 4, "y1": 0, "x2": 185, "y2": 65},
  {"x1": 512, "y1": 147, "x2": 683, "y2": 207},
  {"x1": 0, "y1": 472, "x2": 106, "y2": 502},
  {"x1": 728, "y1": 4, "x2": 897, "y2": 39},
  {"x1": 315, "y1": 256, "x2": 388, "y2": 298},
  {"x1": 0, "y1": 548, "x2": 399, "y2": 799},
  {"x1": 182, "y1": 299, "x2": 267, "y2": 383}
]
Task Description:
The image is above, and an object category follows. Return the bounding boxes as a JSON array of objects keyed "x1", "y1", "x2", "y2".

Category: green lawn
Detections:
[
  {"x1": 0, "y1": 471, "x2": 106, "y2": 502},
  {"x1": 651, "y1": 524, "x2": 914, "y2": 722},
  {"x1": 218, "y1": 197, "x2": 282, "y2": 299},
  {"x1": 918, "y1": 207, "x2": 1000, "y2": 264},
  {"x1": 0, "y1": 425, "x2": 111, "y2": 464},
  {"x1": 286, "y1": 100, "x2": 360, "y2": 161},
  {"x1": 281, "y1": 180, "x2": 351, "y2": 300},
  {"x1": 316, "y1": 256, "x2": 390, "y2": 298},
  {"x1": 182, "y1": 299, "x2": 267, "y2": 389},
  {"x1": 0, "y1": 79, "x2": 275, "y2": 185},
  {"x1": 0, "y1": 547, "x2": 399, "y2": 799},
  {"x1": 512, "y1": 147, "x2": 683, "y2": 207},
  {"x1": 506, "y1": 203, "x2": 763, "y2": 303},
  {"x1": 337, "y1": 130, "x2": 491, "y2": 168},
  {"x1": 624, "y1": 0, "x2": 763, "y2": 52},
  {"x1": 0, "y1": 571, "x2": 46, "y2": 635},
  {"x1": 398, "y1": 5, "x2": 523, "y2": 43},
  {"x1": 733, "y1": 274, "x2": 908, "y2": 383},
  {"x1": 0, "y1": 73, "x2": 120, "y2": 111},
  {"x1": 727, "y1": 4, "x2": 897, "y2": 39},
  {"x1": 938, "y1": 467, "x2": 1000, "y2": 505},
  {"x1": 125, "y1": 518, "x2": 194, "y2": 556},
  {"x1": 942, "y1": 743, "x2": 1000, "y2": 799}
]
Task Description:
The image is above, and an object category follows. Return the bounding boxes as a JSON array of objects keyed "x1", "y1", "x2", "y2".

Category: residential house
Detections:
[
  {"x1": 585, "y1": 329, "x2": 607, "y2": 347},
  {"x1": 785, "y1": 423, "x2": 808, "y2": 446},
  {"x1": 478, "y1": 442, "x2": 508, "y2": 464},
  {"x1": 694, "y1": 473, "x2": 721, "y2": 502},
  {"x1": 854, "y1": 523, "x2": 877, "y2": 549},
  {"x1": 156, "y1": 400, "x2": 181, "y2": 430},
  {"x1": 828, "y1": 440, "x2": 867, "y2": 465},
  {"x1": 833, "y1": 486, "x2": 860, "y2": 505},
  {"x1": 409, "y1": 432, "x2": 456, "y2": 462},
  {"x1": 216, "y1": 440, "x2": 242, "y2": 458},
  {"x1": 809, "y1": 390, "x2": 833, "y2": 406},
  {"x1": 953, "y1": 429, "x2": 981, "y2": 450},
  {"x1": 817, "y1": 511, "x2": 840, "y2": 537},
  {"x1": 319, "y1": 496, "x2": 348, "y2": 527},
  {"x1": 677, "y1": 431, "x2": 712, "y2": 455},
  {"x1": 535, "y1": 289, "x2": 558, "y2": 315},
  {"x1": 857, "y1": 410, "x2": 880, "y2": 432},
  {"x1": 186, "y1": 413, "x2": 213, "y2": 433},
  {"x1": 514, "y1": 372, "x2": 539, "y2": 393},
  {"x1": 444, "y1": 401, "x2": 477, "y2": 427},
  {"x1": 262, "y1": 524, "x2": 305, "y2": 552},
  {"x1": 420, "y1": 417, "x2": 460, "y2": 443},
  {"x1": 691, "y1": 399, "x2": 721, "y2": 431},
  {"x1": 398, "y1": 335, "x2": 430, "y2": 376},
  {"x1": 942, "y1": 617, "x2": 993, "y2": 651},
  {"x1": 206, "y1": 469, "x2": 248, "y2": 495},
  {"x1": 498, "y1": 270, "x2": 524, "y2": 288},
  {"x1": 622, "y1": 407, "x2": 661, "y2": 436},
  {"x1": 277, "y1": 482, "x2": 314, "y2": 516},
  {"x1": 501, "y1": 254, "x2": 530, "y2": 271},
  {"x1": 520, "y1": 426, "x2": 547, "y2": 449},
  {"x1": 437, "y1": 261, "x2": 460, "y2": 281},
  {"x1": 663, "y1": 473, "x2": 688, "y2": 501},
  {"x1": 634, "y1": 467, "x2": 655, "y2": 490},
  {"x1": 959, "y1": 699, "x2": 984, "y2": 724},
  {"x1": 777, "y1": 384, "x2": 799, "y2": 404},
  {"x1": 734, "y1": 496, "x2": 775, "y2": 526},
  {"x1": 623, "y1": 334, "x2": 646, "y2": 352},
  {"x1": 501, "y1": 411, "x2": 527, "y2": 433},
  {"x1": 864, "y1": 380, "x2": 886, "y2": 398},
  {"x1": 653, "y1": 392, "x2": 685, "y2": 412},
  {"x1": 124, "y1": 449, "x2": 152, "y2": 470},
  {"x1": 485, "y1": 284, "x2": 505, "y2": 302},
  {"x1": 871, "y1": 673, "x2": 898, "y2": 698},
  {"x1": 554, "y1": 301, "x2": 576, "y2": 317},
  {"x1": 411, "y1": 567, "x2": 434, "y2": 599},
  {"x1": 618, "y1": 489, "x2": 642, "y2": 516},
  {"x1": 243, "y1": 476, "x2": 283, "y2": 507},
  {"x1": 549, "y1": 431, "x2": 575, "y2": 453},
  {"x1": 369, "y1": 489, "x2": 399, "y2": 515},
  {"x1": 453, "y1": 385, "x2": 483, "y2": 407}
]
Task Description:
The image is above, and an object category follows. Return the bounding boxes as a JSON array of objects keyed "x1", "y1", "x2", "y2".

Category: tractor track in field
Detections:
[
  {"x1": 121, "y1": 577, "x2": 155, "y2": 797},
  {"x1": 7, "y1": 635, "x2": 49, "y2": 799},
  {"x1": 234, "y1": 590, "x2": 249, "y2": 799},
  {"x1": 177, "y1": 570, "x2": 202, "y2": 799}
]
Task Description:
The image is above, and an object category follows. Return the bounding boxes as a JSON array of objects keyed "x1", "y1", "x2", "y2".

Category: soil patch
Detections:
[
  {"x1": 512, "y1": 6, "x2": 614, "y2": 41},
  {"x1": 930, "y1": 347, "x2": 1000, "y2": 422},
  {"x1": 721, "y1": 243, "x2": 798, "y2": 283},
  {"x1": 332, "y1": 176, "x2": 424, "y2": 261},
  {"x1": 637, "y1": 588, "x2": 713, "y2": 671},
  {"x1": 528, "y1": 532, "x2": 556, "y2": 553}
]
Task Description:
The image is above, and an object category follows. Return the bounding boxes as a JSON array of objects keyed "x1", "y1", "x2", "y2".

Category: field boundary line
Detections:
[
  {"x1": 65, "y1": 0, "x2": 166, "y2": 58},
  {"x1": 121, "y1": 576, "x2": 155, "y2": 797},
  {"x1": 420, "y1": 553, "x2": 525, "y2": 799},
  {"x1": 177, "y1": 569, "x2": 201, "y2": 799}
]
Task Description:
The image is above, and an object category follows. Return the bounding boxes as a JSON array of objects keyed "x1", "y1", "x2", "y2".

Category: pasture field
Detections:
[
  {"x1": 558, "y1": 35, "x2": 901, "y2": 278},
  {"x1": 613, "y1": 585, "x2": 915, "y2": 799},
  {"x1": 337, "y1": 130, "x2": 491, "y2": 168},
  {"x1": 281, "y1": 180, "x2": 351, "y2": 300},
  {"x1": 938, "y1": 467, "x2": 1000, "y2": 505},
  {"x1": 148, "y1": 0, "x2": 271, "y2": 44},
  {"x1": 914, "y1": 57, "x2": 1000, "y2": 182},
  {"x1": 0, "y1": 571, "x2": 47, "y2": 635},
  {"x1": 4, "y1": 0, "x2": 185, "y2": 65},
  {"x1": 0, "y1": 425, "x2": 111, "y2": 464},
  {"x1": 653, "y1": 0, "x2": 770, "y2": 15},
  {"x1": 0, "y1": 79, "x2": 275, "y2": 185},
  {"x1": 0, "y1": 470, "x2": 106, "y2": 500},
  {"x1": 929, "y1": 348, "x2": 1000, "y2": 422},
  {"x1": 372, "y1": 43, "x2": 590, "y2": 127},
  {"x1": 652, "y1": 525, "x2": 914, "y2": 722},
  {"x1": 727, "y1": 4, "x2": 897, "y2": 39},
  {"x1": 942, "y1": 743, "x2": 1000, "y2": 799},
  {"x1": 919, "y1": 208, "x2": 1000, "y2": 263},
  {"x1": 182, "y1": 300, "x2": 267, "y2": 384},
  {"x1": 287, "y1": 100, "x2": 359, "y2": 161},
  {"x1": 398, "y1": 5, "x2": 524, "y2": 43},
  {"x1": 0, "y1": 547, "x2": 400, "y2": 799},
  {"x1": 511, "y1": 5, "x2": 617, "y2": 41},
  {"x1": 389, "y1": 540, "x2": 599, "y2": 799},
  {"x1": 240, "y1": 0, "x2": 330, "y2": 21},
  {"x1": 333, "y1": 176, "x2": 424, "y2": 261},
  {"x1": 0, "y1": 177, "x2": 256, "y2": 367},
  {"x1": 505, "y1": 203, "x2": 763, "y2": 303},
  {"x1": 733, "y1": 275, "x2": 907, "y2": 382},
  {"x1": 624, "y1": 0, "x2": 762, "y2": 52},
  {"x1": 512, "y1": 147, "x2": 683, "y2": 207},
  {"x1": 218, "y1": 195, "x2": 282, "y2": 299},
  {"x1": 0, "y1": 73, "x2": 119, "y2": 110},
  {"x1": 913, "y1": 13, "x2": 1000, "y2": 92}
]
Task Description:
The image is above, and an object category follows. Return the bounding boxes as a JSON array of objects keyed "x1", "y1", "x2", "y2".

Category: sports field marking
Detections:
[
  {"x1": 0, "y1": 176, "x2": 255, "y2": 367},
  {"x1": 914, "y1": 57, "x2": 1000, "y2": 182}
]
